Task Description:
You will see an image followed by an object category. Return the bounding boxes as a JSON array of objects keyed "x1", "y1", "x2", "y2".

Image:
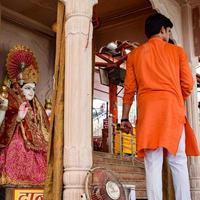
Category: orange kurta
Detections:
[{"x1": 123, "y1": 37, "x2": 200, "y2": 158}]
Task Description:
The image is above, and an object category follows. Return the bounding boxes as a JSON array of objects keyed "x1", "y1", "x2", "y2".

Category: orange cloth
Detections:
[{"x1": 123, "y1": 37, "x2": 200, "y2": 158}]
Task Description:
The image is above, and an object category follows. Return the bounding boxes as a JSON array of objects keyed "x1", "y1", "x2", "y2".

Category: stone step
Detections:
[
  {"x1": 135, "y1": 190, "x2": 148, "y2": 199},
  {"x1": 94, "y1": 157, "x2": 144, "y2": 168},
  {"x1": 93, "y1": 151, "x2": 147, "y2": 199},
  {"x1": 94, "y1": 158, "x2": 135, "y2": 166},
  {"x1": 118, "y1": 172, "x2": 145, "y2": 181},
  {"x1": 93, "y1": 163, "x2": 144, "y2": 173},
  {"x1": 122, "y1": 181, "x2": 146, "y2": 189},
  {"x1": 94, "y1": 152, "x2": 144, "y2": 165}
]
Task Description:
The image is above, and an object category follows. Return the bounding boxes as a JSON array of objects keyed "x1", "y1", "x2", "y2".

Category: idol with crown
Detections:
[{"x1": 0, "y1": 45, "x2": 49, "y2": 186}]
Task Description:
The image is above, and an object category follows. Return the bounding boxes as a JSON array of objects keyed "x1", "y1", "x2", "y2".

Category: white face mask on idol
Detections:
[{"x1": 21, "y1": 83, "x2": 36, "y2": 101}]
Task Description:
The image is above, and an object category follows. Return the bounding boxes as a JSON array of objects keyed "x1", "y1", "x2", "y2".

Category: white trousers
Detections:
[{"x1": 144, "y1": 128, "x2": 191, "y2": 200}]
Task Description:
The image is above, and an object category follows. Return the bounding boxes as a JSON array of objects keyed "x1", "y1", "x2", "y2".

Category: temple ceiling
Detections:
[
  {"x1": 1, "y1": 0, "x2": 57, "y2": 27},
  {"x1": 1, "y1": 0, "x2": 152, "y2": 28},
  {"x1": 95, "y1": 0, "x2": 151, "y2": 20}
]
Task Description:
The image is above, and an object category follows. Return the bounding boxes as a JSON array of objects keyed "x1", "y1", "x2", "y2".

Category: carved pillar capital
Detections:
[
  {"x1": 60, "y1": 0, "x2": 98, "y2": 37},
  {"x1": 60, "y1": 0, "x2": 97, "y2": 17},
  {"x1": 188, "y1": 0, "x2": 200, "y2": 7},
  {"x1": 180, "y1": 0, "x2": 190, "y2": 5}
]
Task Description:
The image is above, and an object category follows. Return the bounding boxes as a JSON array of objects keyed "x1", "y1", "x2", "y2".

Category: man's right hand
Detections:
[{"x1": 120, "y1": 121, "x2": 133, "y2": 134}]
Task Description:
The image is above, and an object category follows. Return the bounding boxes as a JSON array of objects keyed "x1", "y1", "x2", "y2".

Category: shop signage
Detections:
[{"x1": 14, "y1": 189, "x2": 44, "y2": 200}]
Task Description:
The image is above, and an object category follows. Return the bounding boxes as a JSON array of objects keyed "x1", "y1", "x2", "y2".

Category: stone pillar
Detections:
[
  {"x1": 181, "y1": 2, "x2": 200, "y2": 200},
  {"x1": 192, "y1": 6, "x2": 200, "y2": 56},
  {"x1": 61, "y1": 0, "x2": 97, "y2": 199}
]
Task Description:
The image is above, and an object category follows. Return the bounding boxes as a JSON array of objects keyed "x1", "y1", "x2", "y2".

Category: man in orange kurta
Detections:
[{"x1": 121, "y1": 13, "x2": 200, "y2": 200}]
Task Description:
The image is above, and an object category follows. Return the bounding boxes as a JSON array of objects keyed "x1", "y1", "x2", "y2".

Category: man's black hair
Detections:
[
  {"x1": 168, "y1": 38, "x2": 176, "y2": 44},
  {"x1": 145, "y1": 13, "x2": 173, "y2": 38}
]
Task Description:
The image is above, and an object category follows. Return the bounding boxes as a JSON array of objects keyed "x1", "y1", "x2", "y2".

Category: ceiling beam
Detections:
[
  {"x1": 96, "y1": 6, "x2": 154, "y2": 32},
  {"x1": 1, "y1": 6, "x2": 55, "y2": 37}
]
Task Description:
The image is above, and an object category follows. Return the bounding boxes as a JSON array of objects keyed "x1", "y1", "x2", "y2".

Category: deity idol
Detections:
[{"x1": 0, "y1": 45, "x2": 49, "y2": 185}]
